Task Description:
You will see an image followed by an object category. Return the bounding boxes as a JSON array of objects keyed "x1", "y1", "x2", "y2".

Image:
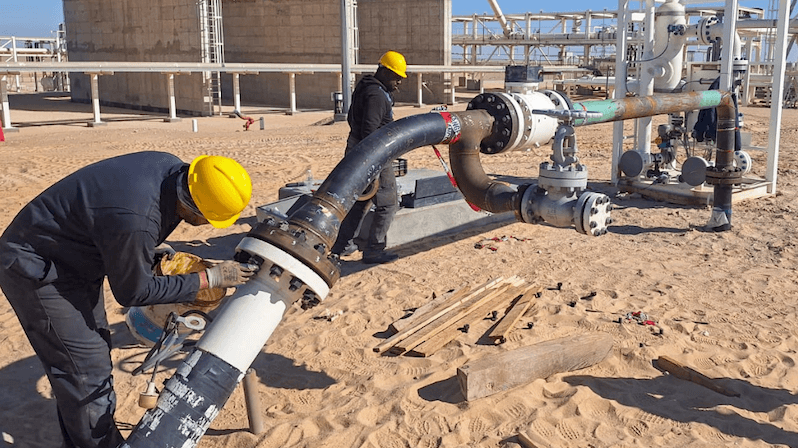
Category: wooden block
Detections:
[
  {"x1": 486, "y1": 287, "x2": 540, "y2": 344},
  {"x1": 406, "y1": 284, "x2": 527, "y2": 357},
  {"x1": 655, "y1": 355, "x2": 739, "y2": 397},
  {"x1": 456, "y1": 332, "x2": 614, "y2": 401},
  {"x1": 391, "y1": 277, "x2": 524, "y2": 355},
  {"x1": 389, "y1": 285, "x2": 471, "y2": 334},
  {"x1": 372, "y1": 277, "x2": 504, "y2": 354}
]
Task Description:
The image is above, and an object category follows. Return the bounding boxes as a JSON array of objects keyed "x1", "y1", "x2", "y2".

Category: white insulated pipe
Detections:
[
  {"x1": 196, "y1": 238, "x2": 330, "y2": 373},
  {"x1": 487, "y1": 0, "x2": 512, "y2": 37}
]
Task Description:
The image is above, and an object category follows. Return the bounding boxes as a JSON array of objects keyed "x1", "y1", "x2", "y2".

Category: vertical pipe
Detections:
[
  {"x1": 340, "y1": 0, "x2": 353, "y2": 115},
  {"x1": 472, "y1": 14, "x2": 478, "y2": 66},
  {"x1": 766, "y1": 0, "x2": 789, "y2": 195},
  {"x1": 233, "y1": 73, "x2": 241, "y2": 112},
  {"x1": 611, "y1": 0, "x2": 629, "y2": 184},
  {"x1": 11, "y1": 37, "x2": 20, "y2": 92},
  {"x1": 635, "y1": 0, "x2": 656, "y2": 162},
  {"x1": 719, "y1": 0, "x2": 739, "y2": 92}
]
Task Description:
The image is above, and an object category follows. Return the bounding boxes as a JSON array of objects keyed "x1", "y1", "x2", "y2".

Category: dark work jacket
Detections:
[
  {"x1": 0, "y1": 151, "x2": 200, "y2": 306},
  {"x1": 347, "y1": 74, "x2": 394, "y2": 147}
]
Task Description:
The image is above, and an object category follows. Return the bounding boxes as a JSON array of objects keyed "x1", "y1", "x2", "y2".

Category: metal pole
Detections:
[
  {"x1": 11, "y1": 37, "x2": 20, "y2": 92},
  {"x1": 242, "y1": 369, "x2": 264, "y2": 435},
  {"x1": 766, "y1": 0, "x2": 789, "y2": 194},
  {"x1": 611, "y1": 0, "x2": 629, "y2": 184},
  {"x1": 340, "y1": 0, "x2": 353, "y2": 115}
]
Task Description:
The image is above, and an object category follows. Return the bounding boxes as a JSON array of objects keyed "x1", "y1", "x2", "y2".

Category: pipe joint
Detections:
[{"x1": 243, "y1": 216, "x2": 340, "y2": 288}]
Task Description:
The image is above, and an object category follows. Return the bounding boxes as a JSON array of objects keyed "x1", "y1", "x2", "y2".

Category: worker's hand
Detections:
[
  {"x1": 154, "y1": 243, "x2": 176, "y2": 261},
  {"x1": 205, "y1": 261, "x2": 259, "y2": 289}
]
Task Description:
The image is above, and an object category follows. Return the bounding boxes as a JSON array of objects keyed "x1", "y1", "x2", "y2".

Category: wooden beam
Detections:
[
  {"x1": 389, "y1": 285, "x2": 471, "y2": 334},
  {"x1": 406, "y1": 283, "x2": 528, "y2": 357},
  {"x1": 486, "y1": 287, "x2": 540, "y2": 344},
  {"x1": 456, "y1": 332, "x2": 614, "y2": 401},
  {"x1": 391, "y1": 277, "x2": 524, "y2": 356},
  {"x1": 372, "y1": 277, "x2": 504, "y2": 354},
  {"x1": 655, "y1": 356, "x2": 739, "y2": 397}
]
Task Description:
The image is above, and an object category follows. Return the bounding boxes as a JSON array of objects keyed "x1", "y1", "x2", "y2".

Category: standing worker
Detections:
[
  {"x1": 0, "y1": 151, "x2": 259, "y2": 448},
  {"x1": 331, "y1": 50, "x2": 407, "y2": 264}
]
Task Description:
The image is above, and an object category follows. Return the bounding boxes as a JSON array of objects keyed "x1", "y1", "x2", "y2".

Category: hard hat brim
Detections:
[{"x1": 207, "y1": 213, "x2": 241, "y2": 229}]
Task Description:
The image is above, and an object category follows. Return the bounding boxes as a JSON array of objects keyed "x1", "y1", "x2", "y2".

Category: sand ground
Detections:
[{"x1": 1, "y1": 91, "x2": 797, "y2": 448}]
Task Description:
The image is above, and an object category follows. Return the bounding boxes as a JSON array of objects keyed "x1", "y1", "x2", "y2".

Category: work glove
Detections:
[{"x1": 205, "y1": 261, "x2": 259, "y2": 289}]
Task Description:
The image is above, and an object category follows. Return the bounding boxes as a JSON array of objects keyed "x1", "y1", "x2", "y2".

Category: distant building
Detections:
[{"x1": 64, "y1": 0, "x2": 452, "y2": 115}]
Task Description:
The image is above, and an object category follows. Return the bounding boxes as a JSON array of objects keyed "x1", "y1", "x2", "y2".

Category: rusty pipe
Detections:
[
  {"x1": 569, "y1": 90, "x2": 738, "y2": 229},
  {"x1": 446, "y1": 110, "x2": 522, "y2": 216}
]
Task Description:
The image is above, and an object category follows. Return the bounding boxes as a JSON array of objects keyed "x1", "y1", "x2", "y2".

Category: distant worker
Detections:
[
  {"x1": 0, "y1": 151, "x2": 259, "y2": 448},
  {"x1": 331, "y1": 50, "x2": 407, "y2": 264}
]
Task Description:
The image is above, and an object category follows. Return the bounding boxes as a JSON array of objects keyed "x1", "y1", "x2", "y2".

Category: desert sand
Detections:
[{"x1": 0, "y1": 91, "x2": 797, "y2": 448}]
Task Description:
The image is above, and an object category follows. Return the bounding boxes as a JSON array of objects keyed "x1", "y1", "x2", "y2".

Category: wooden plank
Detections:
[
  {"x1": 372, "y1": 277, "x2": 504, "y2": 354},
  {"x1": 389, "y1": 285, "x2": 472, "y2": 334},
  {"x1": 655, "y1": 355, "x2": 740, "y2": 397},
  {"x1": 392, "y1": 277, "x2": 524, "y2": 355},
  {"x1": 406, "y1": 284, "x2": 528, "y2": 357},
  {"x1": 485, "y1": 287, "x2": 540, "y2": 344},
  {"x1": 456, "y1": 333, "x2": 614, "y2": 401}
]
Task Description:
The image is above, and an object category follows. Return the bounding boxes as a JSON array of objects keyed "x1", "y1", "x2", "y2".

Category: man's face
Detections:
[
  {"x1": 177, "y1": 200, "x2": 210, "y2": 226},
  {"x1": 386, "y1": 72, "x2": 403, "y2": 92}
]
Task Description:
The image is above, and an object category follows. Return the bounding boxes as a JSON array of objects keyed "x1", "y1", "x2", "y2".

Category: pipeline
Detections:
[
  {"x1": 569, "y1": 90, "x2": 739, "y2": 229},
  {"x1": 122, "y1": 89, "x2": 740, "y2": 447},
  {"x1": 121, "y1": 111, "x2": 476, "y2": 448}
]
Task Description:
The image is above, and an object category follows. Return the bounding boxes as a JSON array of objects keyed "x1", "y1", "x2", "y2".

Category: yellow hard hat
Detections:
[
  {"x1": 187, "y1": 155, "x2": 252, "y2": 228},
  {"x1": 378, "y1": 51, "x2": 407, "y2": 78}
]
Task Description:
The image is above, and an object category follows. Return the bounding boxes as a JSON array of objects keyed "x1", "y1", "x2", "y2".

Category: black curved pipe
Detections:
[{"x1": 284, "y1": 112, "x2": 461, "y2": 249}]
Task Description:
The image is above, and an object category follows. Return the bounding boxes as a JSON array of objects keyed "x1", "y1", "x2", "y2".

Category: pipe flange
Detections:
[
  {"x1": 697, "y1": 16, "x2": 719, "y2": 45},
  {"x1": 235, "y1": 237, "x2": 332, "y2": 310},
  {"x1": 538, "y1": 162, "x2": 588, "y2": 190},
  {"x1": 704, "y1": 166, "x2": 743, "y2": 186},
  {"x1": 466, "y1": 93, "x2": 519, "y2": 154},
  {"x1": 244, "y1": 217, "x2": 341, "y2": 287},
  {"x1": 539, "y1": 89, "x2": 573, "y2": 111},
  {"x1": 574, "y1": 192, "x2": 612, "y2": 237}
]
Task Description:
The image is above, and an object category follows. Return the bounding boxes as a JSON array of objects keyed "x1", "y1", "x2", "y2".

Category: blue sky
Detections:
[{"x1": 0, "y1": 0, "x2": 776, "y2": 39}]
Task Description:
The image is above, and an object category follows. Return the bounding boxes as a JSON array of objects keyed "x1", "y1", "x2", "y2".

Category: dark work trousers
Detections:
[
  {"x1": 332, "y1": 163, "x2": 398, "y2": 256},
  {"x1": 0, "y1": 268, "x2": 125, "y2": 448}
]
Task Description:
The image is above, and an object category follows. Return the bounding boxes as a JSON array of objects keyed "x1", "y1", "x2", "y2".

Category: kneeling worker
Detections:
[{"x1": 0, "y1": 151, "x2": 258, "y2": 448}]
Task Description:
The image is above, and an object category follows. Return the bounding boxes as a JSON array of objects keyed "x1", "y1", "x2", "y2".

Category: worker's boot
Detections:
[{"x1": 361, "y1": 250, "x2": 398, "y2": 264}]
